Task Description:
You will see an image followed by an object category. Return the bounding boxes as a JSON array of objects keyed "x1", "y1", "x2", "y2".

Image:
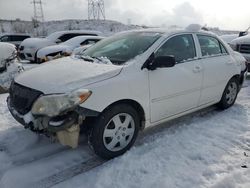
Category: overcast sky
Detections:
[{"x1": 0, "y1": 0, "x2": 250, "y2": 30}]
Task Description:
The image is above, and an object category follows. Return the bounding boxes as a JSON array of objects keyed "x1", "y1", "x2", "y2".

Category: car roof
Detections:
[{"x1": 119, "y1": 28, "x2": 218, "y2": 38}]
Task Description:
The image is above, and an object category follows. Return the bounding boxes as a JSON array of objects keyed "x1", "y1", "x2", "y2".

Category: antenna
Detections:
[{"x1": 88, "y1": 0, "x2": 105, "y2": 20}]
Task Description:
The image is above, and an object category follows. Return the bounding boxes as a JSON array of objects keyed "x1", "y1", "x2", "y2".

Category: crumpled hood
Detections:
[
  {"x1": 21, "y1": 38, "x2": 55, "y2": 49},
  {"x1": 15, "y1": 56, "x2": 122, "y2": 94},
  {"x1": 37, "y1": 45, "x2": 70, "y2": 58},
  {"x1": 231, "y1": 35, "x2": 250, "y2": 45}
]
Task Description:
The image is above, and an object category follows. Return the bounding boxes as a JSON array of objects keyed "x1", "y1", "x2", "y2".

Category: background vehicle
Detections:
[
  {"x1": 220, "y1": 34, "x2": 239, "y2": 44},
  {"x1": 18, "y1": 30, "x2": 102, "y2": 63},
  {"x1": 0, "y1": 33, "x2": 31, "y2": 48},
  {"x1": 37, "y1": 36, "x2": 104, "y2": 63},
  {"x1": 8, "y1": 29, "x2": 247, "y2": 159},
  {"x1": 0, "y1": 42, "x2": 23, "y2": 93},
  {"x1": 229, "y1": 35, "x2": 250, "y2": 72}
]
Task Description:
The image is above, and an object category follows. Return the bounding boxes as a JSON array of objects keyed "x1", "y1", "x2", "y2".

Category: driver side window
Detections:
[{"x1": 155, "y1": 34, "x2": 196, "y2": 63}]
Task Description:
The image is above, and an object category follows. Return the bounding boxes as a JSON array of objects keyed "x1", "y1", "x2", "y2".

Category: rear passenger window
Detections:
[
  {"x1": 155, "y1": 34, "x2": 196, "y2": 63},
  {"x1": 198, "y1": 35, "x2": 228, "y2": 56}
]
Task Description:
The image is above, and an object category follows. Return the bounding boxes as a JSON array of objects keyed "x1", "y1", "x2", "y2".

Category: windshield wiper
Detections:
[
  {"x1": 79, "y1": 55, "x2": 94, "y2": 62},
  {"x1": 92, "y1": 56, "x2": 113, "y2": 65}
]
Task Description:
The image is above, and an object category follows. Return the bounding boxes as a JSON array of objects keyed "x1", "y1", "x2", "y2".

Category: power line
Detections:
[
  {"x1": 88, "y1": 0, "x2": 105, "y2": 20},
  {"x1": 31, "y1": 0, "x2": 45, "y2": 23}
]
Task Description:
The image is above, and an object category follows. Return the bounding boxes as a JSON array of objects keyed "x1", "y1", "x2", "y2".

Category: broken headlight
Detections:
[{"x1": 31, "y1": 89, "x2": 92, "y2": 117}]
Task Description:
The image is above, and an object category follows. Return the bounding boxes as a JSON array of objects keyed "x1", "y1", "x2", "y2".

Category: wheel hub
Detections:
[{"x1": 103, "y1": 113, "x2": 135, "y2": 152}]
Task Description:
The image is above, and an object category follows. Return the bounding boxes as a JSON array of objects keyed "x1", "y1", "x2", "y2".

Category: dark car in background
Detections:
[{"x1": 0, "y1": 33, "x2": 31, "y2": 48}]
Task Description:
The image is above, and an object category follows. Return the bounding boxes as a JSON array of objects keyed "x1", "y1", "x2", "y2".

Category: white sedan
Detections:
[
  {"x1": 7, "y1": 28, "x2": 247, "y2": 159},
  {"x1": 37, "y1": 36, "x2": 104, "y2": 63}
]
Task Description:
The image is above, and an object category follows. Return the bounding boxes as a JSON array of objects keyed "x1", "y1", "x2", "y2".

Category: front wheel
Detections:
[
  {"x1": 89, "y1": 104, "x2": 140, "y2": 159},
  {"x1": 218, "y1": 77, "x2": 239, "y2": 110}
]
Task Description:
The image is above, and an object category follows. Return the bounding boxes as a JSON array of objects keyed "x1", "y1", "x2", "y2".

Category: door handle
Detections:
[{"x1": 193, "y1": 65, "x2": 202, "y2": 73}]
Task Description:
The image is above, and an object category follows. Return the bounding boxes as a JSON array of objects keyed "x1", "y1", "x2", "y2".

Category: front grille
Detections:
[
  {"x1": 9, "y1": 82, "x2": 43, "y2": 115},
  {"x1": 239, "y1": 44, "x2": 250, "y2": 54}
]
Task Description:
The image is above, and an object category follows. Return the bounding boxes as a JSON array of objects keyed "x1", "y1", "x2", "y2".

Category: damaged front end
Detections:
[{"x1": 7, "y1": 82, "x2": 98, "y2": 148}]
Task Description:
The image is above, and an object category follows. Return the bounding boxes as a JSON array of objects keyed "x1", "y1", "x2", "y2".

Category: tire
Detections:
[
  {"x1": 89, "y1": 104, "x2": 140, "y2": 159},
  {"x1": 218, "y1": 77, "x2": 239, "y2": 110}
]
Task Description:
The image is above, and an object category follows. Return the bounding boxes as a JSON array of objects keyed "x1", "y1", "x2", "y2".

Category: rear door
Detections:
[
  {"x1": 149, "y1": 34, "x2": 203, "y2": 122},
  {"x1": 196, "y1": 34, "x2": 235, "y2": 105}
]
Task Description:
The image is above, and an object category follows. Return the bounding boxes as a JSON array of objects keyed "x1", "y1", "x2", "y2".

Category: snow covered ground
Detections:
[{"x1": 0, "y1": 79, "x2": 249, "y2": 188}]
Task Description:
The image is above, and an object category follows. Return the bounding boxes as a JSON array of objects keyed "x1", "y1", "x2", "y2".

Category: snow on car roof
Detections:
[
  {"x1": 117, "y1": 27, "x2": 217, "y2": 38},
  {"x1": 46, "y1": 30, "x2": 103, "y2": 41},
  {"x1": 62, "y1": 36, "x2": 105, "y2": 46}
]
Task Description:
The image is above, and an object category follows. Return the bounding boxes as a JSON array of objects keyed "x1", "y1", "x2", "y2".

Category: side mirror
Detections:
[
  {"x1": 153, "y1": 55, "x2": 176, "y2": 69},
  {"x1": 142, "y1": 54, "x2": 176, "y2": 70}
]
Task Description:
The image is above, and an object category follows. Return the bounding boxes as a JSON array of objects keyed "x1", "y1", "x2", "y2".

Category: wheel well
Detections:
[
  {"x1": 231, "y1": 74, "x2": 242, "y2": 85},
  {"x1": 104, "y1": 99, "x2": 146, "y2": 130}
]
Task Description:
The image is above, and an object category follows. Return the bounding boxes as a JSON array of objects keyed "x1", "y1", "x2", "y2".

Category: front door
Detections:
[{"x1": 149, "y1": 34, "x2": 203, "y2": 123}]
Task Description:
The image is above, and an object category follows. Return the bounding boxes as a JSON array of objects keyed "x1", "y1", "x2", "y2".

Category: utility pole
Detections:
[
  {"x1": 31, "y1": 0, "x2": 45, "y2": 36},
  {"x1": 88, "y1": 0, "x2": 105, "y2": 20}
]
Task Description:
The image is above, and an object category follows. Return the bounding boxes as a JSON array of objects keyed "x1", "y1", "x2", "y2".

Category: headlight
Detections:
[{"x1": 31, "y1": 89, "x2": 92, "y2": 117}]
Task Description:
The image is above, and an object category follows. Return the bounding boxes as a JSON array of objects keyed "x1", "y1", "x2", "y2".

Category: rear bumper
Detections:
[
  {"x1": 239, "y1": 66, "x2": 248, "y2": 89},
  {"x1": 240, "y1": 53, "x2": 250, "y2": 72}
]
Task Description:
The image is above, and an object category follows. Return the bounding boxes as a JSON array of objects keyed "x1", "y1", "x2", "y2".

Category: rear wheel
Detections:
[
  {"x1": 218, "y1": 78, "x2": 239, "y2": 109},
  {"x1": 89, "y1": 104, "x2": 140, "y2": 159}
]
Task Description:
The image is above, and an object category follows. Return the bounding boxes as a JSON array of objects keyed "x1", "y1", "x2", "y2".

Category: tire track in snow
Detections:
[{"x1": 35, "y1": 157, "x2": 106, "y2": 188}]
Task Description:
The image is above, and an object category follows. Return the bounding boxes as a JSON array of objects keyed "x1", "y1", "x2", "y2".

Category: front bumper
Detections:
[
  {"x1": 7, "y1": 96, "x2": 99, "y2": 133},
  {"x1": 18, "y1": 48, "x2": 37, "y2": 62}
]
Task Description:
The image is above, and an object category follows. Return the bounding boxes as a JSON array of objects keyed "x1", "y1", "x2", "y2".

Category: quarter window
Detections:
[
  {"x1": 155, "y1": 34, "x2": 196, "y2": 63},
  {"x1": 197, "y1": 35, "x2": 228, "y2": 56}
]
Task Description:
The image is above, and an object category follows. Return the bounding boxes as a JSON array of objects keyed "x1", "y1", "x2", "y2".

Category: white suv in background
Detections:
[
  {"x1": 230, "y1": 35, "x2": 250, "y2": 71},
  {"x1": 8, "y1": 29, "x2": 247, "y2": 159},
  {"x1": 18, "y1": 30, "x2": 102, "y2": 62}
]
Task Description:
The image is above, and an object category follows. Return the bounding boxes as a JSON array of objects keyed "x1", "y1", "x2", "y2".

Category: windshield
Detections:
[{"x1": 81, "y1": 32, "x2": 162, "y2": 65}]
